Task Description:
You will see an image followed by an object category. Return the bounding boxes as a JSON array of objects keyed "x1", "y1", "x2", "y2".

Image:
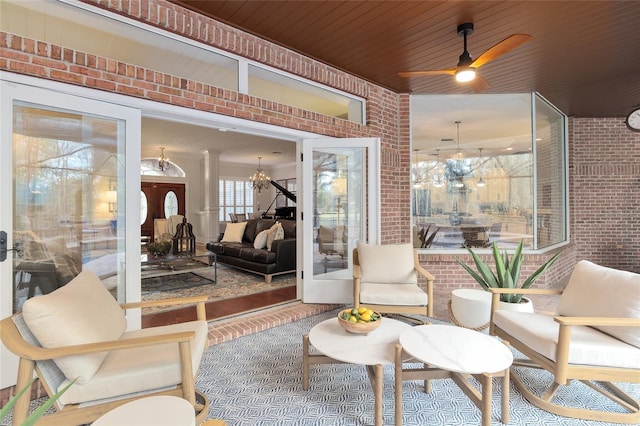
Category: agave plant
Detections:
[{"x1": 457, "y1": 240, "x2": 563, "y2": 303}]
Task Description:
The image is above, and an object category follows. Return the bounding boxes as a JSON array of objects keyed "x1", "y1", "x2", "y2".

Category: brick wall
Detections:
[{"x1": 569, "y1": 117, "x2": 640, "y2": 273}]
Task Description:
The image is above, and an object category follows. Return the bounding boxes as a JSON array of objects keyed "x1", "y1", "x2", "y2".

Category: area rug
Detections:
[
  {"x1": 140, "y1": 265, "x2": 296, "y2": 314},
  {"x1": 197, "y1": 309, "x2": 639, "y2": 425}
]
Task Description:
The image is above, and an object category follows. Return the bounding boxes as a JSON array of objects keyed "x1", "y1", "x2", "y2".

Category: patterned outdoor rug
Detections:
[
  {"x1": 140, "y1": 265, "x2": 296, "y2": 314},
  {"x1": 197, "y1": 309, "x2": 639, "y2": 426}
]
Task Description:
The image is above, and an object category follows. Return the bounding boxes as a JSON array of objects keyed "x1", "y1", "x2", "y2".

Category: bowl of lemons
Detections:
[{"x1": 337, "y1": 306, "x2": 382, "y2": 335}]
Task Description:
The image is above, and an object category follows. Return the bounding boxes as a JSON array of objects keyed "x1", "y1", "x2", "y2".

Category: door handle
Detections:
[{"x1": 0, "y1": 231, "x2": 20, "y2": 262}]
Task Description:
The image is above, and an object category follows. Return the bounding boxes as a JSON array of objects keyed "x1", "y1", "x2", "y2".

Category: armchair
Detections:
[
  {"x1": 353, "y1": 242, "x2": 435, "y2": 319},
  {"x1": 317, "y1": 225, "x2": 347, "y2": 271},
  {"x1": 489, "y1": 260, "x2": 640, "y2": 424},
  {"x1": 0, "y1": 271, "x2": 210, "y2": 426}
]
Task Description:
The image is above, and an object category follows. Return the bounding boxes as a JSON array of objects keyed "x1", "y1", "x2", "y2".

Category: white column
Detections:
[{"x1": 200, "y1": 149, "x2": 220, "y2": 241}]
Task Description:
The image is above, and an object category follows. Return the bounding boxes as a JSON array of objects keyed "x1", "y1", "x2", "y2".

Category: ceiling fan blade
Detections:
[
  {"x1": 470, "y1": 34, "x2": 532, "y2": 69},
  {"x1": 470, "y1": 75, "x2": 490, "y2": 93},
  {"x1": 398, "y1": 68, "x2": 456, "y2": 78}
]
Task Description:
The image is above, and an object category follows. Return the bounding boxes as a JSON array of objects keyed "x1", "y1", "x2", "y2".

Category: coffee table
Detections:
[
  {"x1": 141, "y1": 253, "x2": 216, "y2": 282},
  {"x1": 395, "y1": 324, "x2": 513, "y2": 426},
  {"x1": 303, "y1": 317, "x2": 411, "y2": 426}
]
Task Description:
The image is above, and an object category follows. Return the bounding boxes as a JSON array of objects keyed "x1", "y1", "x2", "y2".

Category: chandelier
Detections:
[
  {"x1": 249, "y1": 156, "x2": 271, "y2": 193},
  {"x1": 157, "y1": 147, "x2": 169, "y2": 172}
]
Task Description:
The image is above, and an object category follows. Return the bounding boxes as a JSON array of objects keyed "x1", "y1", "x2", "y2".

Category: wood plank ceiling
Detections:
[{"x1": 171, "y1": 0, "x2": 640, "y2": 118}]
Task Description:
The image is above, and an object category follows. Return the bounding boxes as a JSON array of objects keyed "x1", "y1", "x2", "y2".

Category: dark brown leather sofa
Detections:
[{"x1": 205, "y1": 218, "x2": 296, "y2": 283}]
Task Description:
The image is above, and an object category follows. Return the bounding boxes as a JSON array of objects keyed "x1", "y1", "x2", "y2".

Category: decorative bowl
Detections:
[{"x1": 337, "y1": 309, "x2": 382, "y2": 335}]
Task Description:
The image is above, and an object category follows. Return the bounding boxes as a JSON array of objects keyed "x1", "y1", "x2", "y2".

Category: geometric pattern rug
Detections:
[
  {"x1": 140, "y1": 265, "x2": 296, "y2": 314},
  {"x1": 197, "y1": 309, "x2": 639, "y2": 425}
]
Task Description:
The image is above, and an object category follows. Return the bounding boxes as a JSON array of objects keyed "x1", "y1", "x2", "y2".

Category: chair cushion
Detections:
[
  {"x1": 557, "y1": 260, "x2": 640, "y2": 348},
  {"x1": 221, "y1": 222, "x2": 247, "y2": 243},
  {"x1": 493, "y1": 310, "x2": 640, "y2": 369},
  {"x1": 56, "y1": 320, "x2": 208, "y2": 406},
  {"x1": 22, "y1": 271, "x2": 126, "y2": 384},
  {"x1": 360, "y1": 283, "x2": 427, "y2": 306},
  {"x1": 357, "y1": 242, "x2": 417, "y2": 284}
]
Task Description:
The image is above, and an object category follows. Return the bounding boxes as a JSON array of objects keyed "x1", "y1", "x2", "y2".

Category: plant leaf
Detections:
[
  {"x1": 0, "y1": 378, "x2": 37, "y2": 421},
  {"x1": 22, "y1": 379, "x2": 77, "y2": 426},
  {"x1": 521, "y1": 250, "x2": 564, "y2": 289}
]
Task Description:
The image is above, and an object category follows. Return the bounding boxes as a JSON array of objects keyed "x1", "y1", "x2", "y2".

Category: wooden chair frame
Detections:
[
  {"x1": 0, "y1": 295, "x2": 210, "y2": 426},
  {"x1": 489, "y1": 287, "x2": 640, "y2": 424},
  {"x1": 353, "y1": 248, "x2": 435, "y2": 318}
]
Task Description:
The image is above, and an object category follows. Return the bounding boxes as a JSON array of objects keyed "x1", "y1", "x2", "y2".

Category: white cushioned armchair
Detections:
[
  {"x1": 0, "y1": 271, "x2": 210, "y2": 426},
  {"x1": 489, "y1": 260, "x2": 640, "y2": 424},
  {"x1": 353, "y1": 242, "x2": 435, "y2": 319}
]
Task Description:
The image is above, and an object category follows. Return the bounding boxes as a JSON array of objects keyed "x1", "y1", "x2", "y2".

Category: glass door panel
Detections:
[
  {"x1": 1, "y1": 81, "x2": 140, "y2": 388},
  {"x1": 302, "y1": 138, "x2": 379, "y2": 303}
]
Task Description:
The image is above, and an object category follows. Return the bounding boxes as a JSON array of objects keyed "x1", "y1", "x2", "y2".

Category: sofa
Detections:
[{"x1": 206, "y1": 218, "x2": 296, "y2": 283}]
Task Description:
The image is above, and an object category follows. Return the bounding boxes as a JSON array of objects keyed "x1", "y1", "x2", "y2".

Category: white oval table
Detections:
[
  {"x1": 303, "y1": 317, "x2": 412, "y2": 426},
  {"x1": 395, "y1": 324, "x2": 513, "y2": 426}
]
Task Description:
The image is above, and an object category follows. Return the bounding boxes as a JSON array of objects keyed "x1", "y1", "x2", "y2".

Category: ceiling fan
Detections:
[{"x1": 399, "y1": 23, "x2": 532, "y2": 92}]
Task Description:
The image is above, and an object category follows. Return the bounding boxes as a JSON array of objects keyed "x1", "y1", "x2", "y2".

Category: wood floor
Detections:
[{"x1": 142, "y1": 285, "x2": 297, "y2": 328}]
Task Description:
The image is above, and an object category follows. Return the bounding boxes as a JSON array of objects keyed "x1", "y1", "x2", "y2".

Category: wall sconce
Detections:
[{"x1": 106, "y1": 190, "x2": 117, "y2": 212}]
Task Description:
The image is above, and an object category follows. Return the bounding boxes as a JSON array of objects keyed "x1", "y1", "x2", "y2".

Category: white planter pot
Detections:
[
  {"x1": 497, "y1": 297, "x2": 534, "y2": 313},
  {"x1": 449, "y1": 289, "x2": 492, "y2": 332},
  {"x1": 450, "y1": 290, "x2": 535, "y2": 333}
]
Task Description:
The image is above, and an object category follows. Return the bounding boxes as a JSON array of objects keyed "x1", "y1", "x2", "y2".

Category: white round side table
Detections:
[{"x1": 92, "y1": 395, "x2": 195, "y2": 426}]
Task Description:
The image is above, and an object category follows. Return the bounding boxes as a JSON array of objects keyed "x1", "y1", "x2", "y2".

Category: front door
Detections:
[
  {"x1": 141, "y1": 182, "x2": 186, "y2": 240},
  {"x1": 302, "y1": 138, "x2": 380, "y2": 303},
  {"x1": 0, "y1": 80, "x2": 141, "y2": 388}
]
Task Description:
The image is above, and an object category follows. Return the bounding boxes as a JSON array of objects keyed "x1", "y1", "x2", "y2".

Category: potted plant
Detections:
[{"x1": 457, "y1": 239, "x2": 563, "y2": 307}]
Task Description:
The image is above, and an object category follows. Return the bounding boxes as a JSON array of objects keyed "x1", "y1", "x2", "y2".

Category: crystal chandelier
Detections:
[
  {"x1": 249, "y1": 156, "x2": 271, "y2": 193},
  {"x1": 157, "y1": 147, "x2": 169, "y2": 172}
]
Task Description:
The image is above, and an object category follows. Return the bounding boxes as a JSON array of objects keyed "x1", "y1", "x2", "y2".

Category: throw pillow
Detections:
[
  {"x1": 266, "y1": 222, "x2": 284, "y2": 251},
  {"x1": 253, "y1": 230, "x2": 269, "y2": 249},
  {"x1": 221, "y1": 222, "x2": 247, "y2": 243},
  {"x1": 22, "y1": 271, "x2": 127, "y2": 384}
]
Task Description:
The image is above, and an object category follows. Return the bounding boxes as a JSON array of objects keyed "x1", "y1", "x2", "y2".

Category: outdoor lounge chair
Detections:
[
  {"x1": 0, "y1": 271, "x2": 210, "y2": 425},
  {"x1": 489, "y1": 260, "x2": 640, "y2": 424}
]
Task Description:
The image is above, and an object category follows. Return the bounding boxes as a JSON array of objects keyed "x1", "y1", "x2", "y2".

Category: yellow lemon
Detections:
[
  {"x1": 365, "y1": 309, "x2": 374, "y2": 317},
  {"x1": 358, "y1": 306, "x2": 368, "y2": 314},
  {"x1": 358, "y1": 320, "x2": 367, "y2": 324},
  {"x1": 348, "y1": 316, "x2": 358, "y2": 323},
  {"x1": 360, "y1": 313, "x2": 371, "y2": 322}
]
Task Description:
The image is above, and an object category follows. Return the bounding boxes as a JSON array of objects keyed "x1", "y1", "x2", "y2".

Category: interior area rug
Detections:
[
  {"x1": 140, "y1": 265, "x2": 295, "y2": 314},
  {"x1": 197, "y1": 309, "x2": 639, "y2": 426}
]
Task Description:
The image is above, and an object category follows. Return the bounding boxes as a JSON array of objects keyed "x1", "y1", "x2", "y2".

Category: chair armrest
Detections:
[
  {"x1": 353, "y1": 264, "x2": 361, "y2": 279},
  {"x1": 121, "y1": 295, "x2": 208, "y2": 321},
  {"x1": 554, "y1": 316, "x2": 640, "y2": 327},
  {"x1": 0, "y1": 317, "x2": 196, "y2": 361}
]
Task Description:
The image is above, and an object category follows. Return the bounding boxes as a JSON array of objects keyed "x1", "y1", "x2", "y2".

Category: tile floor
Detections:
[{"x1": 205, "y1": 286, "x2": 563, "y2": 346}]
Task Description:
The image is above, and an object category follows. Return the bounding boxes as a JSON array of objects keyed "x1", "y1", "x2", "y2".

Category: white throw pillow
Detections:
[
  {"x1": 22, "y1": 271, "x2": 127, "y2": 384},
  {"x1": 357, "y1": 242, "x2": 417, "y2": 284},
  {"x1": 221, "y1": 222, "x2": 247, "y2": 243},
  {"x1": 253, "y1": 230, "x2": 269, "y2": 249},
  {"x1": 557, "y1": 260, "x2": 640, "y2": 348}
]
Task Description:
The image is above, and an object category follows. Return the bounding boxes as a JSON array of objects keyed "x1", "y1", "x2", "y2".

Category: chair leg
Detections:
[{"x1": 12, "y1": 358, "x2": 35, "y2": 426}]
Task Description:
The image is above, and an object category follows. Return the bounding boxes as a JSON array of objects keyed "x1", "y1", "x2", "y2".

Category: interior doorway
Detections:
[{"x1": 141, "y1": 182, "x2": 186, "y2": 241}]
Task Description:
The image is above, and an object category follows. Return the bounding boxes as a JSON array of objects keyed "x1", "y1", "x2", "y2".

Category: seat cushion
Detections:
[
  {"x1": 360, "y1": 283, "x2": 427, "y2": 306},
  {"x1": 357, "y1": 242, "x2": 417, "y2": 284},
  {"x1": 493, "y1": 310, "x2": 640, "y2": 369},
  {"x1": 557, "y1": 260, "x2": 640, "y2": 348},
  {"x1": 56, "y1": 320, "x2": 209, "y2": 406},
  {"x1": 22, "y1": 271, "x2": 126, "y2": 384}
]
